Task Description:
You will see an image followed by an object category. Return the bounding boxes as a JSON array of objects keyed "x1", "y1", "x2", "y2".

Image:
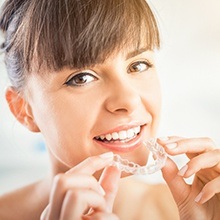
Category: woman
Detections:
[{"x1": 0, "y1": 0, "x2": 219, "y2": 219}]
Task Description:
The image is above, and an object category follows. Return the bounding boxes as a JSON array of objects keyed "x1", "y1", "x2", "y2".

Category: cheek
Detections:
[
  {"x1": 141, "y1": 77, "x2": 162, "y2": 134},
  {"x1": 30, "y1": 92, "x2": 101, "y2": 166}
]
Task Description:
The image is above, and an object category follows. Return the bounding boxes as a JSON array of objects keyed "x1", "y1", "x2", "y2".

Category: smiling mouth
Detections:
[{"x1": 94, "y1": 125, "x2": 141, "y2": 143}]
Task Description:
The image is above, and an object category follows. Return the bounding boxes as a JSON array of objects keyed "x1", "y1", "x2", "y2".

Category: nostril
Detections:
[{"x1": 114, "y1": 108, "x2": 129, "y2": 113}]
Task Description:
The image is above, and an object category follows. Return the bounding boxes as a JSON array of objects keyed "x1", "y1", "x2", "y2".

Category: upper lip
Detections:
[{"x1": 94, "y1": 121, "x2": 146, "y2": 138}]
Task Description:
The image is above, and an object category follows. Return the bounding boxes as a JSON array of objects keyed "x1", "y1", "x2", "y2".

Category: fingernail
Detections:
[
  {"x1": 99, "y1": 152, "x2": 114, "y2": 159},
  {"x1": 195, "y1": 192, "x2": 203, "y2": 203},
  {"x1": 158, "y1": 137, "x2": 169, "y2": 141},
  {"x1": 178, "y1": 165, "x2": 188, "y2": 176},
  {"x1": 166, "y1": 143, "x2": 177, "y2": 149}
]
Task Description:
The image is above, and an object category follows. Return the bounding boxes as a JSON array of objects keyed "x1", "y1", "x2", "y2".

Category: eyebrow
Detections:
[{"x1": 126, "y1": 48, "x2": 149, "y2": 60}]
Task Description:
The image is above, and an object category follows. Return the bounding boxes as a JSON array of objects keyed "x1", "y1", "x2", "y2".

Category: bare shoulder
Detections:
[
  {"x1": 144, "y1": 182, "x2": 179, "y2": 219},
  {"x1": 0, "y1": 181, "x2": 49, "y2": 220},
  {"x1": 115, "y1": 177, "x2": 179, "y2": 220}
]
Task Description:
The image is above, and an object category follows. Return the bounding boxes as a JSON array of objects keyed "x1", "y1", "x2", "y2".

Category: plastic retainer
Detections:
[{"x1": 111, "y1": 138, "x2": 167, "y2": 175}]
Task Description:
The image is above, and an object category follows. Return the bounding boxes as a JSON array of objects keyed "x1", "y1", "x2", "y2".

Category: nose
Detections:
[{"x1": 104, "y1": 79, "x2": 142, "y2": 115}]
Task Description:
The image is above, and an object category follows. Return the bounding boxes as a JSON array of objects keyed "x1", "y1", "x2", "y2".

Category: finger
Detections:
[
  {"x1": 99, "y1": 166, "x2": 121, "y2": 212},
  {"x1": 83, "y1": 211, "x2": 119, "y2": 220},
  {"x1": 195, "y1": 176, "x2": 220, "y2": 204},
  {"x1": 178, "y1": 149, "x2": 220, "y2": 178},
  {"x1": 48, "y1": 153, "x2": 113, "y2": 218},
  {"x1": 48, "y1": 174, "x2": 105, "y2": 219},
  {"x1": 158, "y1": 136, "x2": 183, "y2": 143},
  {"x1": 161, "y1": 156, "x2": 191, "y2": 204},
  {"x1": 158, "y1": 137, "x2": 215, "y2": 156},
  {"x1": 66, "y1": 152, "x2": 114, "y2": 175},
  {"x1": 40, "y1": 205, "x2": 50, "y2": 220},
  {"x1": 59, "y1": 189, "x2": 106, "y2": 220}
]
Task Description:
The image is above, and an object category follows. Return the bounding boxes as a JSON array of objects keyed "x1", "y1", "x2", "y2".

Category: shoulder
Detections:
[
  {"x1": 116, "y1": 177, "x2": 179, "y2": 220},
  {"x1": 143, "y1": 182, "x2": 179, "y2": 219},
  {"x1": 134, "y1": 180, "x2": 178, "y2": 211},
  {"x1": 119, "y1": 176, "x2": 172, "y2": 197},
  {"x1": 0, "y1": 181, "x2": 48, "y2": 220}
]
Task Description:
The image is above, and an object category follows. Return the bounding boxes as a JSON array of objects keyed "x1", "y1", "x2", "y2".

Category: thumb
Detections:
[
  {"x1": 99, "y1": 166, "x2": 121, "y2": 212},
  {"x1": 161, "y1": 157, "x2": 190, "y2": 204}
]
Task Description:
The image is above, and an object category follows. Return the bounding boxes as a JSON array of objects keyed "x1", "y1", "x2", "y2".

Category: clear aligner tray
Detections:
[{"x1": 111, "y1": 138, "x2": 167, "y2": 175}]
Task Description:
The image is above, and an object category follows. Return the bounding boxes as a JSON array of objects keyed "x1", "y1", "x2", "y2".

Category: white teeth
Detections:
[
  {"x1": 97, "y1": 126, "x2": 141, "y2": 142},
  {"x1": 127, "y1": 129, "x2": 135, "y2": 138},
  {"x1": 100, "y1": 135, "x2": 105, "y2": 140},
  {"x1": 134, "y1": 126, "x2": 140, "y2": 134},
  {"x1": 118, "y1": 130, "x2": 127, "y2": 140},
  {"x1": 106, "y1": 134, "x2": 112, "y2": 141},
  {"x1": 112, "y1": 132, "x2": 119, "y2": 140}
]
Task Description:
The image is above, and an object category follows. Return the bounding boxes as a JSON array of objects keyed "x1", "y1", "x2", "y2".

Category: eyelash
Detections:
[
  {"x1": 65, "y1": 72, "x2": 97, "y2": 87},
  {"x1": 65, "y1": 60, "x2": 153, "y2": 87},
  {"x1": 128, "y1": 60, "x2": 153, "y2": 73}
]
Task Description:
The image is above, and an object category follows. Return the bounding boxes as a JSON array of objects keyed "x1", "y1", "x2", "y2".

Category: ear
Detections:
[{"x1": 5, "y1": 87, "x2": 40, "y2": 132}]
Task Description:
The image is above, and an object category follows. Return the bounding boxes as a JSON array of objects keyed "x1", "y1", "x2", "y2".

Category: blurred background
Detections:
[{"x1": 0, "y1": 0, "x2": 220, "y2": 193}]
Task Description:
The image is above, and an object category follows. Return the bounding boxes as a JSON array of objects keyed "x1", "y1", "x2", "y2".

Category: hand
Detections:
[
  {"x1": 40, "y1": 152, "x2": 121, "y2": 220},
  {"x1": 158, "y1": 136, "x2": 220, "y2": 220}
]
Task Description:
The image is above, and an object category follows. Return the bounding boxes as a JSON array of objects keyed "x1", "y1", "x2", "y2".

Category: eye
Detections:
[
  {"x1": 128, "y1": 61, "x2": 153, "y2": 73},
  {"x1": 65, "y1": 72, "x2": 97, "y2": 87}
]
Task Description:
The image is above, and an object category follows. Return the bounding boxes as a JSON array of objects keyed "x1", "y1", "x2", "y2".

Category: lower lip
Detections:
[{"x1": 94, "y1": 126, "x2": 146, "y2": 153}]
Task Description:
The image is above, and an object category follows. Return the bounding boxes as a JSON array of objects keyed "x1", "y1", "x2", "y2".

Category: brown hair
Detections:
[{"x1": 0, "y1": 0, "x2": 160, "y2": 91}]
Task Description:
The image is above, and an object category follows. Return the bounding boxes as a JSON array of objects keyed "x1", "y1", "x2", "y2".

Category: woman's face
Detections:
[{"x1": 25, "y1": 49, "x2": 161, "y2": 173}]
